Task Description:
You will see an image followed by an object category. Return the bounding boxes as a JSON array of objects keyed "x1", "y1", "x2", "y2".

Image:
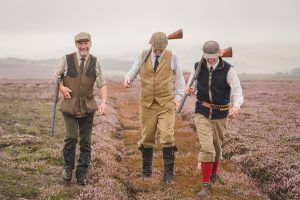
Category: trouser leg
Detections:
[
  {"x1": 62, "y1": 114, "x2": 79, "y2": 181},
  {"x1": 76, "y1": 114, "x2": 94, "y2": 185}
]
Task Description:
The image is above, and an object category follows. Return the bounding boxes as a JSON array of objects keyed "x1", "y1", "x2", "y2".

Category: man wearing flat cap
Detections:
[
  {"x1": 123, "y1": 32, "x2": 185, "y2": 184},
  {"x1": 185, "y1": 41, "x2": 244, "y2": 199},
  {"x1": 55, "y1": 32, "x2": 107, "y2": 185}
]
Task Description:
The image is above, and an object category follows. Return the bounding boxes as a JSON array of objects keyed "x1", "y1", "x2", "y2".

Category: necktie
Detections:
[
  {"x1": 154, "y1": 56, "x2": 159, "y2": 72},
  {"x1": 80, "y1": 57, "x2": 85, "y2": 72}
]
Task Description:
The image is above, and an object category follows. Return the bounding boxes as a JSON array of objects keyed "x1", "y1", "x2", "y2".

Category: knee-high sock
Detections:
[
  {"x1": 201, "y1": 162, "x2": 213, "y2": 183},
  {"x1": 212, "y1": 161, "x2": 219, "y2": 175}
]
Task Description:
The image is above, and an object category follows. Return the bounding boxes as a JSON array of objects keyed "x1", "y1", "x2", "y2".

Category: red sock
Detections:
[
  {"x1": 212, "y1": 161, "x2": 219, "y2": 175},
  {"x1": 201, "y1": 162, "x2": 213, "y2": 183}
]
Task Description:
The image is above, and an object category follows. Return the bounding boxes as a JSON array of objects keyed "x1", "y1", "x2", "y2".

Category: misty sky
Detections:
[{"x1": 0, "y1": 0, "x2": 299, "y2": 73}]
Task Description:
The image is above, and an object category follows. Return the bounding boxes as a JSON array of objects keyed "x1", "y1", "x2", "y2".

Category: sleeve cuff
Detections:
[
  {"x1": 233, "y1": 103, "x2": 241, "y2": 109},
  {"x1": 175, "y1": 95, "x2": 182, "y2": 102}
]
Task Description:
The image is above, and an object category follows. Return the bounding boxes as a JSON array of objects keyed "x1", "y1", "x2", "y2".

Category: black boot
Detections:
[
  {"x1": 163, "y1": 146, "x2": 177, "y2": 184},
  {"x1": 139, "y1": 145, "x2": 153, "y2": 177},
  {"x1": 76, "y1": 148, "x2": 91, "y2": 185},
  {"x1": 62, "y1": 146, "x2": 76, "y2": 182}
]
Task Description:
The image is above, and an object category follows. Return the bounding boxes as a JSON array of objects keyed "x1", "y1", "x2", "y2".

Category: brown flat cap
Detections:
[
  {"x1": 149, "y1": 32, "x2": 168, "y2": 50},
  {"x1": 74, "y1": 32, "x2": 91, "y2": 43}
]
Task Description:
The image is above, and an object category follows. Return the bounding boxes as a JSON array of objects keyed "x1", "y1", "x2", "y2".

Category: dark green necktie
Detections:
[{"x1": 80, "y1": 57, "x2": 85, "y2": 72}]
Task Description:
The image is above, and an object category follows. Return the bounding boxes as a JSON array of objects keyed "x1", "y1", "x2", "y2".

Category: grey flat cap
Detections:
[{"x1": 202, "y1": 40, "x2": 220, "y2": 59}]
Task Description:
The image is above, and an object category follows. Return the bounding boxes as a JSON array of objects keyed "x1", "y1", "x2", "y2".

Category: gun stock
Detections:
[
  {"x1": 220, "y1": 47, "x2": 232, "y2": 57},
  {"x1": 167, "y1": 29, "x2": 183, "y2": 40}
]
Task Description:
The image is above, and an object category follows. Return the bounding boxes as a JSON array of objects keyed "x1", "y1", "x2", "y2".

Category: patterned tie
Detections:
[
  {"x1": 80, "y1": 57, "x2": 85, "y2": 72},
  {"x1": 154, "y1": 55, "x2": 160, "y2": 72}
]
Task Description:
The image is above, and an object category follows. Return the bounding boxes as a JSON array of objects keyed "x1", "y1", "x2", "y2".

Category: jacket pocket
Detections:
[
  {"x1": 85, "y1": 96, "x2": 98, "y2": 113},
  {"x1": 59, "y1": 98, "x2": 76, "y2": 115}
]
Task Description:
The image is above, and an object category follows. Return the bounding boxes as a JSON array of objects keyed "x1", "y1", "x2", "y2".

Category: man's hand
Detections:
[
  {"x1": 184, "y1": 87, "x2": 194, "y2": 95},
  {"x1": 59, "y1": 85, "x2": 72, "y2": 99},
  {"x1": 228, "y1": 106, "x2": 239, "y2": 119},
  {"x1": 98, "y1": 102, "x2": 106, "y2": 115},
  {"x1": 123, "y1": 78, "x2": 131, "y2": 88},
  {"x1": 174, "y1": 100, "x2": 180, "y2": 112}
]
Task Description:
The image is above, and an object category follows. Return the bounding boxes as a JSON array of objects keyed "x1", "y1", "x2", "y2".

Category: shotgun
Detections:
[
  {"x1": 50, "y1": 75, "x2": 62, "y2": 136},
  {"x1": 129, "y1": 29, "x2": 183, "y2": 84},
  {"x1": 177, "y1": 47, "x2": 233, "y2": 113}
]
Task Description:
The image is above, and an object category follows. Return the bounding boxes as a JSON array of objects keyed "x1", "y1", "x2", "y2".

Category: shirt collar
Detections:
[
  {"x1": 76, "y1": 52, "x2": 89, "y2": 63},
  {"x1": 206, "y1": 58, "x2": 220, "y2": 70},
  {"x1": 151, "y1": 49, "x2": 165, "y2": 59}
]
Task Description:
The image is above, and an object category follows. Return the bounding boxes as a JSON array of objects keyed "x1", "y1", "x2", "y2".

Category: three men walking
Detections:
[{"x1": 55, "y1": 31, "x2": 243, "y2": 199}]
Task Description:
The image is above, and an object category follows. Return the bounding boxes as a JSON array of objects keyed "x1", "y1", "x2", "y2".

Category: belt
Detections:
[{"x1": 200, "y1": 101, "x2": 229, "y2": 111}]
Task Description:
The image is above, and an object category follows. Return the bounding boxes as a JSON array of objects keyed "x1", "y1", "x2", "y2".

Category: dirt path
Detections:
[{"x1": 109, "y1": 79, "x2": 267, "y2": 200}]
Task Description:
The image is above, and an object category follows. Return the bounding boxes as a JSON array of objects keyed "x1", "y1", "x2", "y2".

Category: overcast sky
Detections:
[{"x1": 0, "y1": 0, "x2": 299, "y2": 73}]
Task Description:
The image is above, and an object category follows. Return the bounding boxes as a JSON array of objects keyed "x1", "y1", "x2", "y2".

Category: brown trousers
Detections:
[
  {"x1": 138, "y1": 100, "x2": 175, "y2": 148},
  {"x1": 194, "y1": 113, "x2": 228, "y2": 162}
]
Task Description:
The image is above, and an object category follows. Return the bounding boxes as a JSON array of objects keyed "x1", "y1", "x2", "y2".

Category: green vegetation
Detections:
[{"x1": 0, "y1": 82, "x2": 79, "y2": 200}]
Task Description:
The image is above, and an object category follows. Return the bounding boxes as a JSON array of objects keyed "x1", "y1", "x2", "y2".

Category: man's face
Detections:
[
  {"x1": 76, "y1": 41, "x2": 91, "y2": 57},
  {"x1": 153, "y1": 48, "x2": 163, "y2": 56},
  {"x1": 206, "y1": 58, "x2": 218, "y2": 66}
]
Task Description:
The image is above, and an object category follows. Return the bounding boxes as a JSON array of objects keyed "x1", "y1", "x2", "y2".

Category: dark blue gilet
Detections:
[{"x1": 195, "y1": 58, "x2": 232, "y2": 119}]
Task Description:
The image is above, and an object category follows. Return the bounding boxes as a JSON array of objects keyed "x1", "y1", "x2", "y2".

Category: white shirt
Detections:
[
  {"x1": 187, "y1": 58, "x2": 244, "y2": 108},
  {"x1": 125, "y1": 49, "x2": 185, "y2": 102}
]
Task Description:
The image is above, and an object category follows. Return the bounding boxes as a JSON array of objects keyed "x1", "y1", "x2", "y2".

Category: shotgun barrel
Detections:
[{"x1": 50, "y1": 75, "x2": 61, "y2": 136}]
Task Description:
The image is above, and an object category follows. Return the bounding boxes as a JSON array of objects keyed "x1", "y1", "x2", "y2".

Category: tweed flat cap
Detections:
[
  {"x1": 74, "y1": 32, "x2": 91, "y2": 43},
  {"x1": 149, "y1": 32, "x2": 168, "y2": 50},
  {"x1": 202, "y1": 40, "x2": 220, "y2": 59}
]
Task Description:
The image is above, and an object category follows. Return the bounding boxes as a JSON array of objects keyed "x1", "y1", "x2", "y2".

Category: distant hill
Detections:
[
  {"x1": 291, "y1": 67, "x2": 300, "y2": 75},
  {"x1": 0, "y1": 57, "x2": 132, "y2": 79}
]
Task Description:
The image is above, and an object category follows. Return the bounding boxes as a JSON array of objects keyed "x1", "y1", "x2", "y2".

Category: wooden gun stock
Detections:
[
  {"x1": 167, "y1": 29, "x2": 183, "y2": 40},
  {"x1": 220, "y1": 47, "x2": 232, "y2": 57}
]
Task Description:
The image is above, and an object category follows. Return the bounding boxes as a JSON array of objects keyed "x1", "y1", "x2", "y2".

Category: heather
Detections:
[
  {"x1": 0, "y1": 80, "x2": 128, "y2": 199},
  {"x1": 182, "y1": 80, "x2": 300, "y2": 199},
  {"x1": 0, "y1": 77, "x2": 299, "y2": 199}
]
